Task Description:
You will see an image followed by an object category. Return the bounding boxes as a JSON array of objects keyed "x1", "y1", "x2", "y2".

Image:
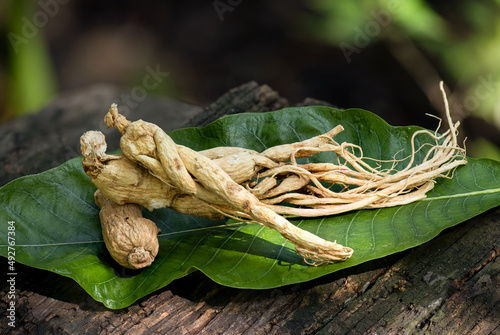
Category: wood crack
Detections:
[{"x1": 451, "y1": 247, "x2": 500, "y2": 290}]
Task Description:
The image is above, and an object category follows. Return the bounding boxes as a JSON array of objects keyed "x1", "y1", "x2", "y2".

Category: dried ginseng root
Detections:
[
  {"x1": 229, "y1": 84, "x2": 466, "y2": 218},
  {"x1": 81, "y1": 130, "x2": 267, "y2": 220},
  {"x1": 95, "y1": 190, "x2": 161, "y2": 269},
  {"x1": 101, "y1": 104, "x2": 354, "y2": 264},
  {"x1": 80, "y1": 131, "x2": 352, "y2": 264},
  {"x1": 81, "y1": 82, "x2": 466, "y2": 266}
]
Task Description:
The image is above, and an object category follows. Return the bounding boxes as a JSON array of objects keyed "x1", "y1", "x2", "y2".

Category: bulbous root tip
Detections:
[
  {"x1": 296, "y1": 245, "x2": 354, "y2": 266},
  {"x1": 105, "y1": 104, "x2": 131, "y2": 135},
  {"x1": 128, "y1": 247, "x2": 155, "y2": 269}
]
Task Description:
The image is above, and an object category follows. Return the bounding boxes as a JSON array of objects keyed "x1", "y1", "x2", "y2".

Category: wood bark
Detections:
[{"x1": 1, "y1": 82, "x2": 499, "y2": 335}]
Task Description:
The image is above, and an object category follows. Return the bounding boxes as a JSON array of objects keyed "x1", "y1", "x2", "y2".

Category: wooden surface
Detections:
[{"x1": 1, "y1": 82, "x2": 499, "y2": 334}]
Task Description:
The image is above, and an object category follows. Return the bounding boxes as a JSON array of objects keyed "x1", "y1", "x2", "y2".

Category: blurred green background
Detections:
[{"x1": 1, "y1": 0, "x2": 499, "y2": 159}]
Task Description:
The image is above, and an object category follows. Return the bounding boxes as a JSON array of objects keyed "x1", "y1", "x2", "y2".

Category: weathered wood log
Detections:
[{"x1": 0, "y1": 82, "x2": 498, "y2": 334}]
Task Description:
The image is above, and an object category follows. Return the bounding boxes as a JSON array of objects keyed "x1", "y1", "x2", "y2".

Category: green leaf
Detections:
[{"x1": 1, "y1": 107, "x2": 500, "y2": 309}]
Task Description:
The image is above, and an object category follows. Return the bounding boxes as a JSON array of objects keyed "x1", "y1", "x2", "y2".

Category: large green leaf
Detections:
[{"x1": 1, "y1": 107, "x2": 500, "y2": 309}]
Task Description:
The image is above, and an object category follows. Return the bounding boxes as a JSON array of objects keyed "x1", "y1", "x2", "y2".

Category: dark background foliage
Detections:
[{"x1": 1, "y1": 0, "x2": 499, "y2": 158}]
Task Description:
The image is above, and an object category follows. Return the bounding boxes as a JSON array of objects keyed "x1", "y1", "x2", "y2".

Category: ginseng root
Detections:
[
  {"x1": 81, "y1": 82, "x2": 466, "y2": 266},
  {"x1": 101, "y1": 105, "x2": 354, "y2": 263},
  {"x1": 95, "y1": 190, "x2": 161, "y2": 269}
]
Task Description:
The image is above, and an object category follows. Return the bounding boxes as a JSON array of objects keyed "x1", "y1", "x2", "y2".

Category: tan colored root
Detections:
[
  {"x1": 261, "y1": 125, "x2": 344, "y2": 162},
  {"x1": 246, "y1": 176, "x2": 277, "y2": 198},
  {"x1": 95, "y1": 190, "x2": 160, "y2": 269},
  {"x1": 106, "y1": 104, "x2": 198, "y2": 195},
  {"x1": 82, "y1": 82, "x2": 465, "y2": 266},
  {"x1": 81, "y1": 131, "x2": 178, "y2": 211},
  {"x1": 260, "y1": 174, "x2": 310, "y2": 199},
  {"x1": 101, "y1": 109, "x2": 355, "y2": 263},
  {"x1": 212, "y1": 151, "x2": 278, "y2": 184},
  {"x1": 245, "y1": 83, "x2": 466, "y2": 216},
  {"x1": 199, "y1": 146, "x2": 260, "y2": 159},
  {"x1": 176, "y1": 144, "x2": 354, "y2": 262}
]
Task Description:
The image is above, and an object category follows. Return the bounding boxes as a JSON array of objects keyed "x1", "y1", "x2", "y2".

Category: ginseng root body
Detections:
[
  {"x1": 82, "y1": 85, "x2": 465, "y2": 267},
  {"x1": 95, "y1": 190, "x2": 161, "y2": 269}
]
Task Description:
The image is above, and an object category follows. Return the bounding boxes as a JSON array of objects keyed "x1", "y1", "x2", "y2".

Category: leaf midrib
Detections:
[{"x1": 423, "y1": 187, "x2": 500, "y2": 201}]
